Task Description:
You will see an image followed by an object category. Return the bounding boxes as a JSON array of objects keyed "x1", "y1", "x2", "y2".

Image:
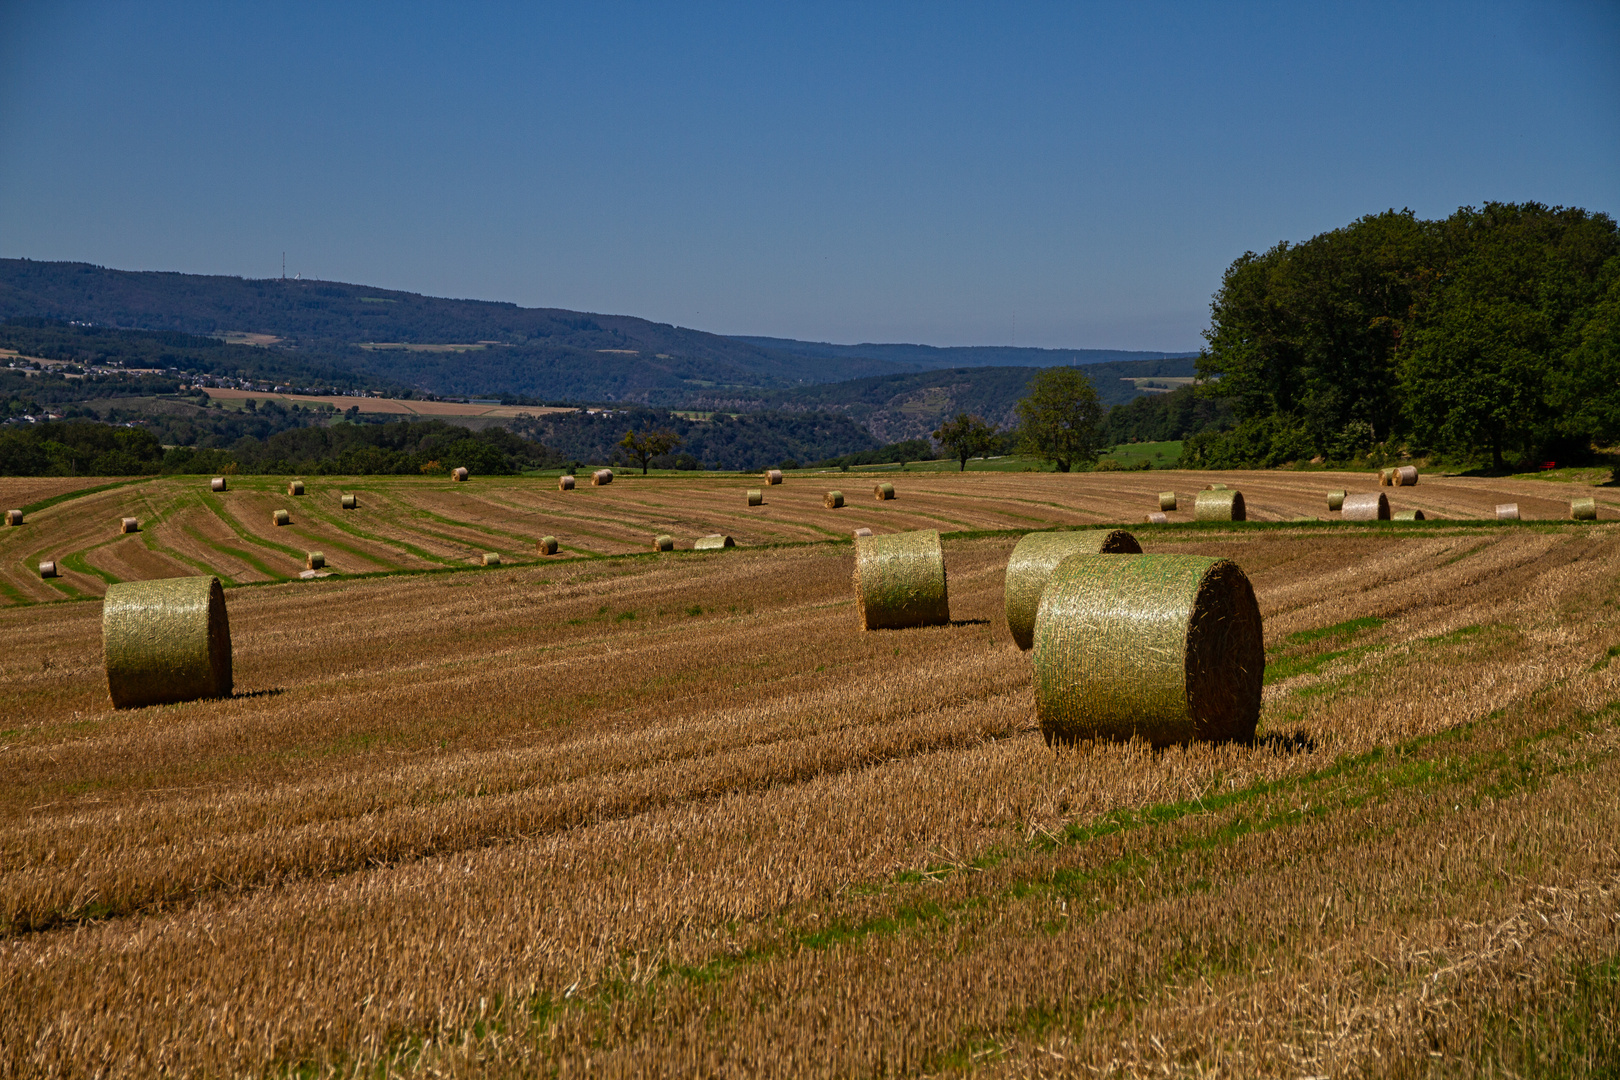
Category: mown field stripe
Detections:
[{"x1": 18, "y1": 478, "x2": 150, "y2": 517}]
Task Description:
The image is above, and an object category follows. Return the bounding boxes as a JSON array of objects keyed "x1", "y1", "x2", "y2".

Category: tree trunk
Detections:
[
  {"x1": 1491, "y1": 436, "x2": 1503, "y2": 472},
  {"x1": 1056, "y1": 459, "x2": 1070, "y2": 473}
]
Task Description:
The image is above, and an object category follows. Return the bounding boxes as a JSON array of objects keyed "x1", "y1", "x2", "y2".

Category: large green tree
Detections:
[
  {"x1": 618, "y1": 427, "x2": 682, "y2": 474},
  {"x1": 1015, "y1": 368, "x2": 1105, "y2": 472},
  {"x1": 932, "y1": 412, "x2": 998, "y2": 471}
]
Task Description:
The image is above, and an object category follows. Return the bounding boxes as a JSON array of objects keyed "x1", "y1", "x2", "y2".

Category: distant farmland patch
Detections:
[{"x1": 201, "y1": 388, "x2": 572, "y2": 418}]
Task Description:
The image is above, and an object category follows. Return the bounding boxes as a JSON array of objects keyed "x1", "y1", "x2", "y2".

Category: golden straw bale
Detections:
[
  {"x1": 272, "y1": 509, "x2": 291, "y2": 526},
  {"x1": 1341, "y1": 492, "x2": 1389, "y2": 521},
  {"x1": 306, "y1": 551, "x2": 325, "y2": 569},
  {"x1": 1205, "y1": 483, "x2": 1228, "y2": 491},
  {"x1": 1395, "y1": 465, "x2": 1419, "y2": 486},
  {"x1": 853, "y1": 529, "x2": 950, "y2": 630},
  {"x1": 1146, "y1": 511, "x2": 1169, "y2": 524},
  {"x1": 747, "y1": 488, "x2": 763, "y2": 506},
  {"x1": 482, "y1": 552, "x2": 500, "y2": 566},
  {"x1": 765, "y1": 469, "x2": 783, "y2": 485},
  {"x1": 654, "y1": 534, "x2": 674, "y2": 551},
  {"x1": 558, "y1": 475, "x2": 575, "y2": 490},
  {"x1": 38, "y1": 560, "x2": 57, "y2": 578},
  {"x1": 1158, "y1": 491, "x2": 1176, "y2": 511},
  {"x1": 452, "y1": 467, "x2": 469, "y2": 482},
  {"x1": 210, "y1": 477, "x2": 227, "y2": 492},
  {"x1": 824, "y1": 490, "x2": 845, "y2": 509},
  {"x1": 1497, "y1": 503, "x2": 1520, "y2": 521},
  {"x1": 1193, "y1": 489, "x2": 1245, "y2": 521},
  {"x1": 853, "y1": 527, "x2": 874, "y2": 538},
  {"x1": 340, "y1": 494, "x2": 357, "y2": 510},
  {"x1": 1034, "y1": 554, "x2": 1262, "y2": 747},
  {"x1": 288, "y1": 480, "x2": 304, "y2": 496},
  {"x1": 1392, "y1": 509, "x2": 1425, "y2": 521},
  {"x1": 874, "y1": 482, "x2": 895, "y2": 501},
  {"x1": 1327, "y1": 490, "x2": 1346, "y2": 511},
  {"x1": 103, "y1": 576, "x2": 232, "y2": 709},
  {"x1": 4, "y1": 509, "x2": 21, "y2": 526},
  {"x1": 1004, "y1": 529, "x2": 1143, "y2": 651},
  {"x1": 120, "y1": 517, "x2": 139, "y2": 533},
  {"x1": 1572, "y1": 497, "x2": 1597, "y2": 521},
  {"x1": 592, "y1": 469, "x2": 613, "y2": 486},
  {"x1": 538, "y1": 535, "x2": 558, "y2": 555},
  {"x1": 694, "y1": 534, "x2": 735, "y2": 550},
  {"x1": 1380, "y1": 468, "x2": 1395, "y2": 486}
]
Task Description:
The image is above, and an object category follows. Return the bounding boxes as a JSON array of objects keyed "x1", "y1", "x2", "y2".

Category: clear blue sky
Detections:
[{"x1": 2, "y1": 2, "x2": 1616, "y2": 351}]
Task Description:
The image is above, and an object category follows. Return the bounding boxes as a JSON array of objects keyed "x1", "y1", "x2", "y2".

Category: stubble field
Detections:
[{"x1": 2, "y1": 469, "x2": 1620, "y2": 1076}]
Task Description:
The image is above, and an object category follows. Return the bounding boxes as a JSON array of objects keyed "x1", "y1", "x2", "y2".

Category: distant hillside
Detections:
[{"x1": 733, "y1": 336, "x2": 1198, "y2": 371}]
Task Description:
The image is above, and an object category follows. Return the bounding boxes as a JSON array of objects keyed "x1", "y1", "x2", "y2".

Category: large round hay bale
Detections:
[
  {"x1": 1496, "y1": 503, "x2": 1520, "y2": 521},
  {"x1": 592, "y1": 469, "x2": 613, "y2": 486},
  {"x1": 747, "y1": 488, "x2": 763, "y2": 506},
  {"x1": 654, "y1": 534, "x2": 674, "y2": 551},
  {"x1": 852, "y1": 527, "x2": 874, "y2": 538},
  {"x1": 39, "y1": 560, "x2": 57, "y2": 578},
  {"x1": 874, "y1": 482, "x2": 895, "y2": 501},
  {"x1": 482, "y1": 552, "x2": 500, "y2": 566},
  {"x1": 558, "y1": 475, "x2": 575, "y2": 490},
  {"x1": 1194, "y1": 489, "x2": 1245, "y2": 521},
  {"x1": 854, "y1": 529, "x2": 950, "y2": 630},
  {"x1": 694, "y1": 534, "x2": 735, "y2": 550},
  {"x1": 1395, "y1": 465, "x2": 1419, "y2": 486},
  {"x1": 103, "y1": 576, "x2": 232, "y2": 709},
  {"x1": 1327, "y1": 490, "x2": 1346, "y2": 512},
  {"x1": 1571, "y1": 497, "x2": 1597, "y2": 521},
  {"x1": 1380, "y1": 468, "x2": 1395, "y2": 486},
  {"x1": 288, "y1": 480, "x2": 304, "y2": 496},
  {"x1": 765, "y1": 469, "x2": 783, "y2": 485},
  {"x1": 824, "y1": 490, "x2": 845, "y2": 509},
  {"x1": 1341, "y1": 492, "x2": 1389, "y2": 521},
  {"x1": 210, "y1": 477, "x2": 227, "y2": 492},
  {"x1": 1034, "y1": 555, "x2": 1262, "y2": 747},
  {"x1": 341, "y1": 494, "x2": 358, "y2": 510},
  {"x1": 272, "y1": 509, "x2": 291, "y2": 526},
  {"x1": 1205, "y1": 483, "x2": 1228, "y2": 491},
  {"x1": 1392, "y1": 509, "x2": 1425, "y2": 521},
  {"x1": 1146, "y1": 511, "x2": 1169, "y2": 525},
  {"x1": 5, "y1": 509, "x2": 21, "y2": 526},
  {"x1": 1158, "y1": 491, "x2": 1177, "y2": 512},
  {"x1": 306, "y1": 551, "x2": 325, "y2": 569},
  {"x1": 452, "y1": 467, "x2": 469, "y2": 482},
  {"x1": 538, "y1": 535, "x2": 558, "y2": 555},
  {"x1": 1004, "y1": 529, "x2": 1142, "y2": 651},
  {"x1": 120, "y1": 517, "x2": 139, "y2": 534}
]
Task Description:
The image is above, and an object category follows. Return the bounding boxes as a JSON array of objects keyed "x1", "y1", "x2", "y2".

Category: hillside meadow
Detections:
[{"x1": 1, "y1": 469, "x2": 1619, "y2": 1075}]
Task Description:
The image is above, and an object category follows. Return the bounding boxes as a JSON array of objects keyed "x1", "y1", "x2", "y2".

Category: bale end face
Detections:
[
  {"x1": 120, "y1": 517, "x2": 139, "y2": 534},
  {"x1": 1496, "y1": 503, "x2": 1520, "y2": 521},
  {"x1": 1034, "y1": 554, "x2": 1262, "y2": 747},
  {"x1": 272, "y1": 509, "x2": 291, "y2": 526},
  {"x1": 39, "y1": 560, "x2": 57, "y2": 578},
  {"x1": 592, "y1": 469, "x2": 614, "y2": 486},
  {"x1": 1004, "y1": 529, "x2": 1144, "y2": 651},
  {"x1": 306, "y1": 551, "x2": 326, "y2": 569},
  {"x1": 209, "y1": 477, "x2": 227, "y2": 492},
  {"x1": 694, "y1": 534, "x2": 735, "y2": 550},
  {"x1": 288, "y1": 480, "x2": 305, "y2": 496},
  {"x1": 747, "y1": 488, "x2": 763, "y2": 506},
  {"x1": 824, "y1": 491, "x2": 845, "y2": 509},
  {"x1": 1572, "y1": 497, "x2": 1598, "y2": 521},
  {"x1": 340, "y1": 494, "x2": 358, "y2": 510},
  {"x1": 558, "y1": 475, "x2": 576, "y2": 490},
  {"x1": 4, "y1": 509, "x2": 21, "y2": 526},
  {"x1": 1327, "y1": 490, "x2": 1346, "y2": 511},
  {"x1": 765, "y1": 469, "x2": 783, "y2": 485},
  {"x1": 874, "y1": 482, "x2": 895, "y2": 501},
  {"x1": 538, "y1": 535, "x2": 559, "y2": 555},
  {"x1": 1193, "y1": 490, "x2": 1245, "y2": 522},
  {"x1": 482, "y1": 552, "x2": 501, "y2": 566},
  {"x1": 103, "y1": 576, "x2": 232, "y2": 709},
  {"x1": 654, "y1": 534, "x2": 674, "y2": 552},
  {"x1": 1158, "y1": 491, "x2": 1177, "y2": 512},
  {"x1": 1341, "y1": 492, "x2": 1389, "y2": 521},
  {"x1": 854, "y1": 529, "x2": 950, "y2": 630}
]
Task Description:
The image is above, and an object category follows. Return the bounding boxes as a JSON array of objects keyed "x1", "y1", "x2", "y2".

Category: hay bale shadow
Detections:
[
  {"x1": 231, "y1": 688, "x2": 286, "y2": 701},
  {"x1": 949, "y1": 618, "x2": 991, "y2": 627},
  {"x1": 1257, "y1": 729, "x2": 1315, "y2": 754}
]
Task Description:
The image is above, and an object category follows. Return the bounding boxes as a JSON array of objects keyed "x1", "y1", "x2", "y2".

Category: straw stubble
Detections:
[{"x1": 1003, "y1": 529, "x2": 1142, "y2": 651}]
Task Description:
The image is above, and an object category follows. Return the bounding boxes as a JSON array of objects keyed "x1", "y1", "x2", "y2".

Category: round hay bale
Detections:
[
  {"x1": 1158, "y1": 491, "x2": 1177, "y2": 512},
  {"x1": 210, "y1": 477, "x2": 227, "y2": 492},
  {"x1": 340, "y1": 494, "x2": 358, "y2": 510},
  {"x1": 103, "y1": 576, "x2": 232, "y2": 709},
  {"x1": 558, "y1": 475, "x2": 575, "y2": 491},
  {"x1": 592, "y1": 469, "x2": 613, "y2": 486},
  {"x1": 1193, "y1": 489, "x2": 1245, "y2": 522},
  {"x1": 765, "y1": 469, "x2": 783, "y2": 485},
  {"x1": 654, "y1": 534, "x2": 674, "y2": 552},
  {"x1": 288, "y1": 480, "x2": 304, "y2": 496},
  {"x1": 39, "y1": 560, "x2": 57, "y2": 578},
  {"x1": 1341, "y1": 492, "x2": 1389, "y2": 521},
  {"x1": 1571, "y1": 497, "x2": 1597, "y2": 521},
  {"x1": 747, "y1": 488, "x2": 763, "y2": 506},
  {"x1": 482, "y1": 552, "x2": 500, "y2": 566},
  {"x1": 853, "y1": 527, "x2": 874, "y2": 538},
  {"x1": 1146, "y1": 511, "x2": 1169, "y2": 525},
  {"x1": 1034, "y1": 554, "x2": 1262, "y2": 747},
  {"x1": 854, "y1": 529, "x2": 950, "y2": 630},
  {"x1": 1496, "y1": 503, "x2": 1520, "y2": 521},
  {"x1": 1392, "y1": 509, "x2": 1425, "y2": 521},
  {"x1": 874, "y1": 482, "x2": 895, "y2": 501},
  {"x1": 306, "y1": 551, "x2": 325, "y2": 569},
  {"x1": 1327, "y1": 490, "x2": 1346, "y2": 511},
  {"x1": 1380, "y1": 468, "x2": 1395, "y2": 486},
  {"x1": 538, "y1": 535, "x2": 558, "y2": 555},
  {"x1": 453, "y1": 467, "x2": 469, "y2": 482},
  {"x1": 272, "y1": 509, "x2": 291, "y2": 526},
  {"x1": 5, "y1": 509, "x2": 21, "y2": 526},
  {"x1": 694, "y1": 534, "x2": 735, "y2": 550},
  {"x1": 1004, "y1": 529, "x2": 1143, "y2": 651},
  {"x1": 1395, "y1": 465, "x2": 1419, "y2": 486},
  {"x1": 120, "y1": 517, "x2": 139, "y2": 534},
  {"x1": 824, "y1": 490, "x2": 845, "y2": 509},
  {"x1": 1205, "y1": 483, "x2": 1228, "y2": 491}
]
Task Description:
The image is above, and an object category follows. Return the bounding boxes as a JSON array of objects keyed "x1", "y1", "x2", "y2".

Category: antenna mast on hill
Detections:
[{"x1": 282, "y1": 253, "x2": 285, "y2": 280}]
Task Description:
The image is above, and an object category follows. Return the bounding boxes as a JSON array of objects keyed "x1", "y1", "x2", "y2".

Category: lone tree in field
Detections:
[
  {"x1": 932, "y1": 412, "x2": 999, "y2": 471},
  {"x1": 619, "y1": 428, "x2": 682, "y2": 474},
  {"x1": 1016, "y1": 367, "x2": 1106, "y2": 472}
]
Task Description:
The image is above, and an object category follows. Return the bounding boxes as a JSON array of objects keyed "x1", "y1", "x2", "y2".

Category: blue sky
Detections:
[{"x1": 1, "y1": 2, "x2": 1615, "y2": 351}]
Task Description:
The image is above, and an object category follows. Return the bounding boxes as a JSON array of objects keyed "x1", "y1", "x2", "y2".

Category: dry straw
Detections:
[
  {"x1": 1497, "y1": 503, "x2": 1520, "y2": 521},
  {"x1": 853, "y1": 527, "x2": 874, "y2": 538},
  {"x1": 1395, "y1": 465, "x2": 1419, "y2": 486},
  {"x1": 654, "y1": 534, "x2": 674, "y2": 551},
  {"x1": 482, "y1": 552, "x2": 500, "y2": 566},
  {"x1": 340, "y1": 494, "x2": 358, "y2": 510},
  {"x1": 824, "y1": 490, "x2": 845, "y2": 508},
  {"x1": 765, "y1": 469, "x2": 783, "y2": 485},
  {"x1": 453, "y1": 467, "x2": 469, "y2": 482},
  {"x1": 1327, "y1": 490, "x2": 1346, "y2": 511},
  {"x1": 1572, "y1": 497, "x2": 1598, "y2": 521},
  {"x1": 38, "y1": 560, "x2": 57, "y2": 578},
  {"x1": 1392, "y1": 509, "x2": 1425, "y2": 521},
  {"x1": 747, "y1": 488, "x2": 763, "y2": 506},
  {"x1": 103, "y1": 576, "x2": 232, "y2": 709},
  {"x1": 120, "y1": 517, "x2": 139, "y2": 534},
  {"x1": 1194, "y1": 489, "x2": 1245, "y2": 521},
  {"x1": 1004, "y1": 529, "x2": 1142, "y2": 651},
  {"x1": 288, "y1": 480, "x2": 304, "y2": 496},
  {"x1": 558, "y1": 475, "x2": 575, "y2": 490},
  {"x1": 694, "y1": 534, "x2": 735, "y2": 550},
  {"x1": 537, "y1": 535, "x2": 558, "y2": 555},
  {"x1": 1146, "y1": 511, "x2": 1169, "y2": 525},
  {"x1": 210, "y1": 477, "x2": 227, "y2": 492},
  {"x1": 592, "y1": 469, "x2": 613, "y2": 486},
  {"x1": 272, "y1": 509, "x2": 291, "y2": 526},
  {"x1": 1341, "y1": 492, "x2": 1389, "y2": 520},
  {"x1": 853, "y1": 529, "x2": 950, "y2": 630},
  {"x1": 1158, "y1": 491, "x2": 1177, "y2": 511},
  {"x1": 874, "y1": 482, "x2": 895, "y2": 501},
  {"x1": 1034, "y1": 554, "x2": 1262, "y2": 747},
  {"x1": 4, "y1": 509, "x2": 21, "y2": 526},
  {"x1": 306, "y1": 551, "x2": 325, "y2": 570}
]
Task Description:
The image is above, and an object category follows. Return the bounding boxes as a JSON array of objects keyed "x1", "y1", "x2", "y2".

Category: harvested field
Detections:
[{"x1": 4, "y1": 472, "x2": 1620, "y2": 1076}]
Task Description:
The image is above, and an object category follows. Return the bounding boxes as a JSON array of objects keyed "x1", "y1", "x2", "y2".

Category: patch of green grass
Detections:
[
  {"x1": 61, "y1": 549, "x2": 120, "y2": 586},
  {"x1": 1264, "y1": 616, "x2": 1386, "y2": 685}
]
